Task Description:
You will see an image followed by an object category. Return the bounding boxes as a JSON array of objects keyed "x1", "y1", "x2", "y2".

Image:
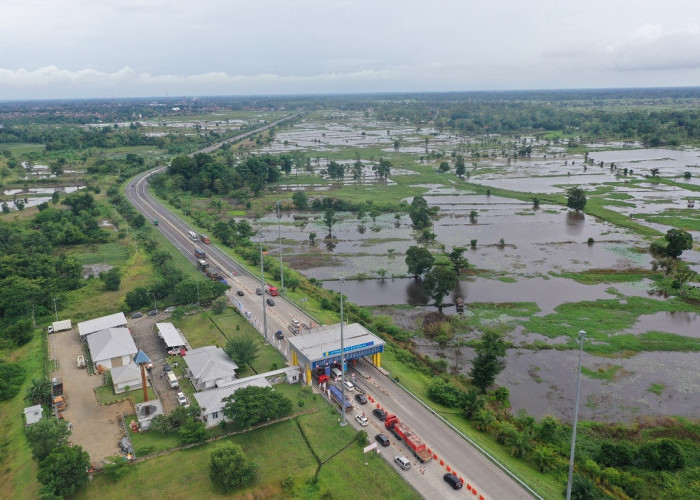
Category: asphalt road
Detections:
[{"x1": 125, "y1": 118, "x2": 536, "y2": 500}]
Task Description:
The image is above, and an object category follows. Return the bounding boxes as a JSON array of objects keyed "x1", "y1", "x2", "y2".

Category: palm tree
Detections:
[
  {"x1": 474, "y1": 408, "x2": 495, "y2": 432},
  {"x1": 506, "y1": 429, "x2": 533, "y2": 458},
  {"x1": 532, "y1": 445, "x2": 557, "y2": 473},
  {"x1": 25, "y1": 378, "x2": 52, "y2": 406}
]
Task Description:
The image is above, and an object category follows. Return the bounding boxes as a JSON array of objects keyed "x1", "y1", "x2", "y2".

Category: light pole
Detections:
[
  {"x1": 277, "y1": 201, "x2": 284, "y2": 292},
  {"x1": 259, "y1": 237, "x2": 268, "y2": 344},
  {"x1": 52, "y1": 297, "x2": 59, "y2": 322},
  {"x1": 566, "y1": 329, "x2": 587, "y2": 500},
  {"x1": 149, "y1": 292, "x2": 158, "y2": 313},
  {"x1": 195, "y1": 280, "x2": 200, "y2": 307},
  {"x1": 339, "y1": 277, "x2": 347, "y2": 426}
]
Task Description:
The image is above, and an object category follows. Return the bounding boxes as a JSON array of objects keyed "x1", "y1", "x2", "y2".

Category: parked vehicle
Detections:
[
  {"x1": 165, "y1": 306, "x2": 176, "y2": 313},
  {"x1": 266, "y1": 285, "x2": 279, "y2": 296},
  {"x1": 147, "y1": 309, "x2": 158, "y2": 316},
  {"x1": 236, "y1": 290, "x2": 245, "y2": 296},
  {"x1": 443, "y1": 473, "x2": 463, "y2": 489},
  {"x1": 275, "y1": 330, "x2": 284, "y2": 339},
  {"x1": 375, "y1": 433, "x2": 390, "y2": 447},
  {"x1": 385, "y1": 414, "x2": 432, "y2": 463},
  {"x1": 395, "y1": 455, "x2": 411, "y2": 470},
  {"x1": 131, "y1": 312, "x2": 143, "y2": 319},
  {"x1": 355, "y1": 393, "x2": 367, "y2": 404},
  {"x1": 163, "y1": 364, "x2": 172, "y2": 373},
  {"x1": 194, "y1": 247, "x2": 206, "y2": 259},
  {"x1": 167, "y1": 372, "x2": 179, "y2": 388},
  {"x1": 77, "y1": 355, "x2": 85, "y2": 369},
  {"x1": 48, "y1": 319, "x2": 72, "y2": 334},
  {"x1": 53, "y1": 395, "x2": 66, "y2": 411},
  {"x1": 177, "y1": 392, "x2": 189, "y2": 407},
  {"x1": 329, "y1": 386, "x2": 353, "y2": 413},
  {"x1": 266, "y1": 298, "x2": 275, "y2": 306},
  {"x1": 331, "y1": 367, "x2": 343, "y2": 378},
  {"x1": 355, "y1": 414, "x2": 369, "y2": 426},
  {"x1": 51, "y1": 377, "x2": 64, "y2": 397},
  {"x1": 200, "y1": 235, "x2": 210, "y2": 244},
  {"x1": 373, "y1": 408, "x2": 387, "y2": 421}
]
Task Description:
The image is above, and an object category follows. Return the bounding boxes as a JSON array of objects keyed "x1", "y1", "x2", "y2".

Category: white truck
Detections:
[{"x1": 48, "y1": 319, "x2": 72, "y2": 334}]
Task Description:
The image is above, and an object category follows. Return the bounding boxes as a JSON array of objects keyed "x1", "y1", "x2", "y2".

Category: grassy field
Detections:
[
  {"x1": 96, "y1": 385, "x2": 156, "y2": 405},
  {"x1": 77, "y1": 384, "x2": 419, "y2": 499}
]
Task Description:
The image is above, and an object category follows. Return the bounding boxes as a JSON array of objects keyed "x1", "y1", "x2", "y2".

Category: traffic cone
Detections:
[
  {"x1": 433, "y1": 453, "x2": 437, "y2": 460},
  {"x1": 467, "y1": 484, "x2": 472, "y2": 491},
  {"x1": 480, "y1": 496, "x2": 485, "y2": 500},
  {"x1": 446, "y1": 466, "x2": 451, "y2": 472},
  {"x1": 472, "y1": 488, "x2": 477, "y2": 496},
  {"x1": 459, "y1": 477, "x2": 464, "y2": 484},
  {"x1": 439, "y1": 459, "x2": 444, "y2": 466}
]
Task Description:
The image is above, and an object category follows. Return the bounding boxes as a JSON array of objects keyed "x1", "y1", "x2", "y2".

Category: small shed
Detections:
[
  {"x1": 24, "y1": 405, "x2": 43, "y2": 426},
  {"x1": 111, "y1": 363, "x2": 146, "y2": 394}
]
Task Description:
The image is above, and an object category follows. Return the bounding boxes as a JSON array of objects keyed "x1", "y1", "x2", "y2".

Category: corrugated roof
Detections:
[
  {"x1": 111, "y1": 363, "x2": 142, "y2": 384},
  {"x1": 194, "y1": 377, "x2": 271, "y2": 415},
  {"x1": 78, "y1": 312, "x2": 127, "y2": 336},
  {"x1": 185, "y1": 346, "x2": 238, "y2": 384},
  {"x1": 286, "y1": 323, "x2": 385, "y2": 363},
  {"x1": 155, "y1": 322, "x2": 186, "y2": 348},
  {"x1": 87, "y1": 327, "x2": 137, "y2": 363}
]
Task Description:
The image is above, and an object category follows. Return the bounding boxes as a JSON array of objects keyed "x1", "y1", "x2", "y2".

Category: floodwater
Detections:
[{"x1": 622, "y1": 310, "x2": 700, "y2": 338}]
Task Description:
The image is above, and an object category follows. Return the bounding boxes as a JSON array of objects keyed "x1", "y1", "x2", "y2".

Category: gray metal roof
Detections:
[
  {"x1": 184, "y1": 346, "x2": 238, "y2": 384},
  {"x1": 110, "y1": 363, "x2": 142, "y2": 385},
  {"x1": 286, "y1": 323, "x2": 385, "y2": 363},
  {"x1": 86, "y1": 327, "x2": 137, "y2": 363},
  {"x1": 194, "y1": 377, "x2": 271, "y2": 416},
  {"x1": 78, "y1": 312, "x2": 127, "y2": 337},
  {"x1": 155, "y1": 322, "x2": 186, "y2": 348}
]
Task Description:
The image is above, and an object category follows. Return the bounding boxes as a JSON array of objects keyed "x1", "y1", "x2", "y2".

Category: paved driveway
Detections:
[{"x1": 49, "y1": 329, "x2": 132, "y2": 464}]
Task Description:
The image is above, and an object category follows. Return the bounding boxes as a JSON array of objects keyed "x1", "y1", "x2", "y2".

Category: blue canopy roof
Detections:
[{"x1": 133, "y1": 349, "x2": 151, "y2": 365}]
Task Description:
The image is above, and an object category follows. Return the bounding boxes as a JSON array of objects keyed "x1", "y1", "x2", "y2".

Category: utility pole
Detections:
[
  {"x1": 259, "y1": 237, "x2": 268, "y2": 344},
  {"x1": 52, "y1": 297, "x2": 59, "y2": 322},
  {"x1": 566, "y1": 330, "x2": 587, "y2": 500},
  {"x1": 339, "y1": 277, "x2": 347, "y2": 426},
  {"x1": 149, "y1": 292, "x2": 158, "y2": 313},
  {"x1": 277, "y1": 201, "x2": 284, "y2": 292}
]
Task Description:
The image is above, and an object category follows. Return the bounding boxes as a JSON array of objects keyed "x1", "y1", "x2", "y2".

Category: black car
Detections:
[
  {"x1": 355, "y1": 393, "x2": 368, "y2": 405},
  {"x1": 236, "y1": 290, "x2": 245, "y2": 296},
  {"x1": 443, "y1": 473, "x2": 463, "y2": 490},
  {"x1": 256, "y1": 288, "x2": 263, "y2": 295},
  {"x1": 163, "y1": 363, "x2": 172, "y2": 373},
  {"x1": 147, "y1": 309, "x2": 158, "y2": 316},
  {"x1": 131, "y1": 312, "x2": 143, "y2": 319},
  {"x1": 275, "y1": 330, "x2": 284, "y2": 339},
  {"x1": 375, "y1": 433, "x2": 390, "y2": 447},
  {"x1": 372, "y1": 408, "x2": 387, "y2": 421},
  {"x1": 266, "y1": 298, "x2": 275, "y2": 306}
]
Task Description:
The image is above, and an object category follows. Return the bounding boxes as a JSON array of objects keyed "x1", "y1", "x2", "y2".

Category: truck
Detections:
[
  {"x1": 266, "y1": 285, "x2": 279, "y2": 296},
  {"x1": 200, "y1": 234, "x2": 210, "y2": 244},
  {"x1": 197, "y1": 259, "x2": 209, "y2": 270},
  {"x1": 329, "y1": 385, "x2": 353, "y2": 413},
  {"x1": 384, "y1": 414, "x2": 432, "y2": 463},
  {"x1": 152, "y1": 219, "x2": 159, "y2": 226},
  {"x1": 51, "y1": 377, "x2": 64, "y2": 398},
  {"x1": 48, "y1": 319, "x2": 72, "y2": 334},
  {"x1": 194, "y1": 248, "x2": 206, "y2": 259}
]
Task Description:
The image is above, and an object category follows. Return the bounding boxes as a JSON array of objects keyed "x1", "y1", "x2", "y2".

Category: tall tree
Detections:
[
  {"x1": 455, "y1": 156, "x2": 466, "y2": 177},
  {"x1": 470, "y1": 330, "x2": 507, "y2": 393},
  {"x1": 323, "y1": 208, "x2": 337, "y2": 236},
  {"x1": 25, "y1": 378, "x2": 52, "y2": 407},
  {"x1": 222, "y1": 385, "x2": 293, "y2": 427},
  {"x1": 25, "y1": 418, "x2": 71, "y2": 461},
  {"x1": 225, "y1": 337, "x2": 259, "y2": 368},
  {"x1": 209, "y1": 443, "x2": 258, "y2": 492},
  {"x1": 664, "y1": 229, "x2": 693, "y2": 258},
  {"x1": 422, "y1": 264, "x2": 458, "y2": 313},
  {"x1": 566, "y1": 186, "x2": 587, "y2": 212},
  {"x1": 405, "y1": 246, "x2": 434, "y2": 279},
  {"x1": 292, "y1": 191, "x2": 308, "y2": 210},
  {"x1": 37, "y1": 445, "x2": 90, "y2": 498},
  {"x1": 409, "y1": 196, "x2": 431, "y2": 229},
  {"x1": 447, "y1": 247, "x2": 469, "y2": 273}
]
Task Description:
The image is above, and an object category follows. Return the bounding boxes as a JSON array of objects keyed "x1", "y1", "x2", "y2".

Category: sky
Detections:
[{"x1": 1, "y1": 0, "x2": 700, "y2": 100}]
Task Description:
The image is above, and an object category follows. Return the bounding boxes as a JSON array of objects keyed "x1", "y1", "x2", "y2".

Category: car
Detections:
[
  {"x1": 355, "y1": 393, "x2": 367, "y2": 404},
  {"x1": 236, "y1": 290, "x2": 245, "y2": 296},
  {"x1": 177, "y1": 392, "x2": 189, "y2": 407},
  {"x1": 373, "y1": 408, "x2": 387, "y2": 421},
  {"x1": 163, "y1": 363, "x2": 172, "y2": 373},
  {"x1": 266, "y1": 298, "x2": 275, "y2": 306},
  {"x1": 275, "y1": 330, "x2": 284, "y2": 339},
  {"x1": 256, "y1": 288, "x2": 263, "y2": 295},
  {"x1": 375, "y1": 433, "x2": 390, "y2": 447},
  {"x1": 164, "y1": 306, "x2": 176, "y2": 313},
  {"x1": 395, "y1": 455, "x2": 411, "y2": 470},
  {"x1": 355, "y1": 414, "x2": 369, "y2": 427},
  {"x1": 131, "y1": 312, "x2": 143, "y2": 319},
  {"x1": 343, "y1": 380, "x2": 354, "y2": 391},
  {"x1": 443, "y1": 473, "x2": 463, "y2": 490},
  {"x1": 147, "y1": 309, "x2": 158, "y2": 316}
]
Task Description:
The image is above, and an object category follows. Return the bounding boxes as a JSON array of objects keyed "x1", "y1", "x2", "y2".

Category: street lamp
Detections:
[
  {"x1": 277, "y1": 201, "x2": 284, "y2": 292},
  {"x1": 52, "y1": 297, "x2": 59, "y2": 322},
  {"x1": 195, "y1": 280, "x2": 200, "y2": 307},
  {"x1": 149, "y1": 292, "x2": 158, "y2": 313},
  {"x1": 339, "y1": 277, "x2": 347, "y2": 426},
  {"x1": 259, "y1": 236, "x2": 268, "y2": 344},
  {"x1": 566, "y1": 329, "x2": 587, "y2": 500}
]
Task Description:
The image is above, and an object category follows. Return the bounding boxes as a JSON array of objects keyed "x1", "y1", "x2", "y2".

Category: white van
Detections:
[
  {"x1": 167, "y1": 372, "x2": 179, "y2": 388},
  {"x1": 395, "y1": 455, "x2": 411, "y2": 471},
  {"x1": 344, "y1": 380, "x2": 355, "y2": 392},
  {"x1": 331, "y1": 367, "x2": 342, "y2": 378}
]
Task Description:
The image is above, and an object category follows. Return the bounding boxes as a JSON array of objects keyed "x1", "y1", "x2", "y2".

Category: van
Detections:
[
  {"x1": 331, "y1": 367, "x2": 342, "y2": 378},
  {"x1": 167, "y1": 372, "x2": 179, "y2": 388},
  {"x1": 343, "y1": 380, "x2": 355, "y2": 391},
  {"x1": 395, "y1": 455, "x2": 411, "y2": 471}
]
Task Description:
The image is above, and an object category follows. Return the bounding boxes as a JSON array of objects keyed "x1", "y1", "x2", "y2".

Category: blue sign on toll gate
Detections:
[{"x1": 323, "y1": 341, "x2": 374, "y2": 358}]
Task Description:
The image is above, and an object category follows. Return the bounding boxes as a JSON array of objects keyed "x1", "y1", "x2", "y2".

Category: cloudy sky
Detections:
[{"x1": 1, "y1": 0, "x2": 700, "y2": 99}]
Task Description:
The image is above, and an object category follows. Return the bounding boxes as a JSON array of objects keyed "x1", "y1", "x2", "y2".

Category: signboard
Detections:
[
  {"x1": 323, "y1": 341, "x2": 375, "y2": 358},
  {"x1": 363, "y1": 442, "x2": 378, "y2": 454}
]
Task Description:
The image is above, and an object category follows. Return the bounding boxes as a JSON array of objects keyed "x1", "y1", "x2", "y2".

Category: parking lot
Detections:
[{"x1": 49, "y1": 329, "x2": 132, "y2": 464}]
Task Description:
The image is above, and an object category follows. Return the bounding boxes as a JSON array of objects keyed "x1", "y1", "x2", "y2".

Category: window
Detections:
[{"x1": 212, "y1": 412, "x2": 218, "y2": 419}]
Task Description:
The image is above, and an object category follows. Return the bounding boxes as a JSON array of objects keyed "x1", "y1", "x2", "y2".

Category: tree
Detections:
[
  {"x1": 422, "y1": 264, "x2": 458, "y2": 313},
  {"x1": 25, "y1": 378, "x2": 52, "y2": 406},
  {"x1": 405, "y1": 246, "x2": 434, "y2": 279},
  {"x1": 461, "y1": 389, "x2": 484, "y2": 419},
  {"x1": 37, "y1": 445, "x2": 90, "y2": 498},
  {"x1": 469, "y1": 210, "x2": 478, "y2": 223},
  {"x1": 532, "y1": 445, "x2": 557, "y2": 473},
  {"x1": 427, "y1": 377, "x2": 462, "y2": 408},
  {"x1": 5, "y1": 318, "x2": 34, "y2": 346},
  {"x1": 409, "y1": 196, "x2": 431, "y2": 229},
  {"x1": 374, "y1": 158, "x2": 391, "y2": 180},
  {"x1": 368, "y1": 209, "x2": 381, "y2": 225},
  {"x1": 568, "y1": 473, "x2": 604, "y2": 500},
  {"x1": 470, "y1": 330, "x2": 507, "y2": 393},
  {"x1": 323, "y1": 208, "x2": 337, "y2": 236},
  {"x1": 1, "y1": 201, "x2": 9, "y2": 213},
  {"x1": 225, "y1": 337, "x2": 259, "y2": 368},
  {"x1": 179, "y1": 417, "x2": 209, "y2": 445},
  {"x1": 308, "y1": 232, "x2": 317, "y2": 245},
  {"x1": 455, "y1": 156, "x2": 466, "y2": 177},
  {"x1": 474, "y1": 408, "x2": 495, "y2": 432},
  {"x1": 212, "y1": 296, "x2": 228, "y2": 314},
  {"x1": 222, "y1": 385, "x2": 293, "y2": 428},
  {"x1": 209, "y1": 443, "x2": 258, "y2": 492},
  {"x1": 285, "y1": 275, "x2": 300, "y2": 291},
  {"x1": 447, "y1": 246, "x2": 469, "y2": 273},
  {"x1": 0, "y1": 361, "x2": 26, "y2": 401},
  {"x1": 567, "y1": 186, "x2": 587, "y2": 212},
  {"x1": 326, "y1": 160, "x2": 345, "y2": 180},
  {"x1": 664, "y1": 229, "x2": 693, "y2": 258},
  {"x1": 25, "y1": 418, "x2": 71, "y2": 461},
  {"x1": 292, "y1": 191, "x2": 307, "y2": 210},
  {"x1": 100, "y1": 267, "x2": 121, "y2": 291},
  {"x1": 149, "y1": 414, "x2": 173, "y2": 435},
  {"x1": 650, "y1": 168, "x2": 660, "y2": 177}
]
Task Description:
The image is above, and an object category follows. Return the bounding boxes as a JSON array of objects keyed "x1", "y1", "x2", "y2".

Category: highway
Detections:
[{"x1": 125, "y1": 117, "x2": 536, "y2": 500}]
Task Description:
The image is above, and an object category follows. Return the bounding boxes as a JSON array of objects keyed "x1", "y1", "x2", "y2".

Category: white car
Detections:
[
  {"x1": 355, "y1": 414, "x2": 369, "y2": 427},
  {"x1": 177, "y1": 392, "x2": 189, "y2": 407},
  {"x1": 165, "y1": 306, "x2": 176, "y2": 313}
]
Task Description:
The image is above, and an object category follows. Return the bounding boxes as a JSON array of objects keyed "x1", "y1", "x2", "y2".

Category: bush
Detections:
[
  {"x1": 427, "y1": 377, "x2": 463, "y2": 408},
  {"x1": 638, "y1": 439, "x2": 685, "y2": 470},
  {"x1": 596, "y1": 441, "x2": 635, "y2": 468},
  {"x1": 209, "y1": 443, "x2": 258, "y2": 492},
  {"x1": 0, "y1": 361, "x2": 26, "y2": 401}
]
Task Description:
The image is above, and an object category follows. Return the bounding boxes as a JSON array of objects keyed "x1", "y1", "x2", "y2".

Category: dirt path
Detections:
[{"x1": 49, "y1": 329, "x2": 132, "y2": 464}]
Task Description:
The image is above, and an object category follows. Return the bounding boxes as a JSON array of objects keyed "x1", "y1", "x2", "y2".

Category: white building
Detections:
[
  {"x1": 78, "y1": 312, "x2": 127, "y2": 338},
  {"x1": 111, "y1": 363, "x2": 147, "y2": 393},
  {"x1": 184, "y1": 346, "x2": 238, "y2": 391},
  {"x1": 87, "y1": 327, "x2": 137, "y2": 370},
  {"x1": 24, "y1": 405, "x2": 43, "y2": 426},
  {"x1": 194, "y1": 377, "x2": 271, "y2": 428}
]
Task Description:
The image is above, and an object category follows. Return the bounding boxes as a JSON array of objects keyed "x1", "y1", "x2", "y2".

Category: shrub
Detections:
[
  {"x1": 427, "y1": 377, "x2": 463, "y2": 408},
  {"x1": 596, "y1": 441, "x2": 635, "y2": 468},
  {"x1": 638, "y1": 439, "x2": 685, "y2": 470}
]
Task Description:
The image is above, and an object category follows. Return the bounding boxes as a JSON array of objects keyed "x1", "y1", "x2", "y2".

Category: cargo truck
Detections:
[
  {"x1": 48, "y1": 319, "x2": 72, "y2": 334},
  {"x1": 329, "y1": 385, "x2": 353, "y2": 413},
  {"x1": 384, "y1": 414, "x2": 432, "y2": 463},
  {"x1": 266, "y1": 285, "x2": 279, "y2": 296},
  {"x1": 194, "y1": 248, "x2": 206, "y2": 259}
]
